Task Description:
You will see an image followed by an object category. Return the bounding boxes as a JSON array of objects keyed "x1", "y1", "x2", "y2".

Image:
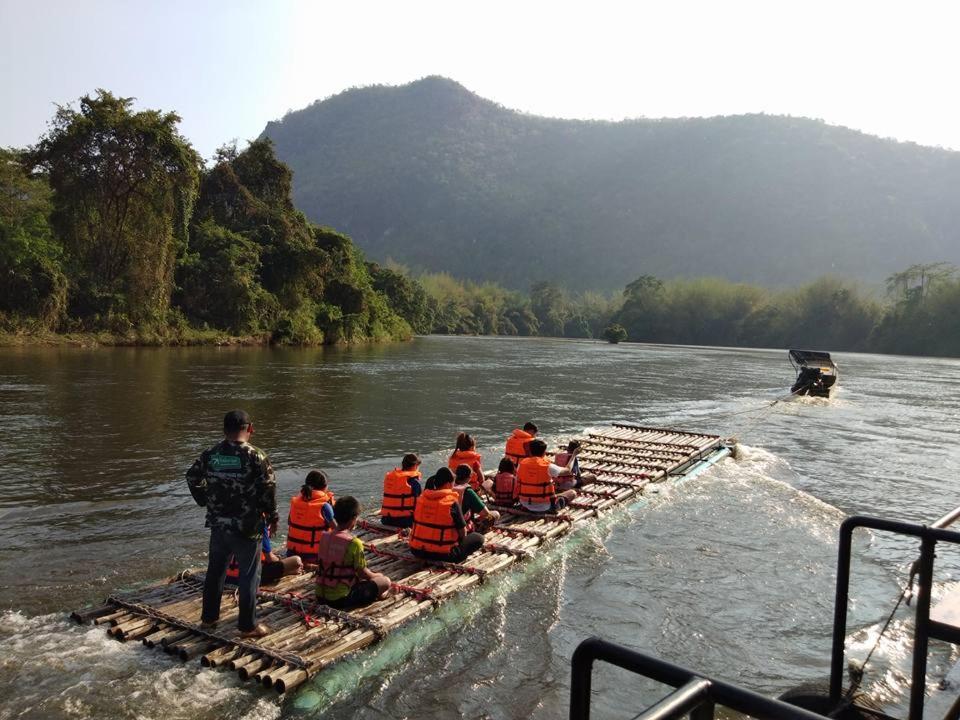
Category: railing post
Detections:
[
  {"x1": 830, "y1": 519, "x2": 856, "y2": 703},
  {"x1": 908, "y1": 535, "x2": 936, "y2": 720},
  {"x1": 570, "y1": 637, "x2": 598, "y2": 720},
  {"x1": 690, "y1": 701, "x2": 715, "y2": 720}
]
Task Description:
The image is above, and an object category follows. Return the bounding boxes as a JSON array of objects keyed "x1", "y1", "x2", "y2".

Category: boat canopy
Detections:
[{"x1": 789, "y1": 349, "x2": 837, "y2": 370}]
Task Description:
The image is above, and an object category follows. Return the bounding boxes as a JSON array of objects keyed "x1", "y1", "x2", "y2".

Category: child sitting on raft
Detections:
[
  {"x1": 554, "y1": 440, "x2": 596, "y2": 490},
  {"x1": 286, "y1": 470, "x2": 336, "y2": 564},
  {"x1": 453, "y1": 464, "x2": 500, "y2": 530},
  {"x1": 315, "y1": 496, "x2": 391, "y2": 609},
  {"x1": 517, "y1": 439, "x2": 577, "y2": 513},
  {"x1": 491, "y1": 457, "x2": 519, "y2": 506}
]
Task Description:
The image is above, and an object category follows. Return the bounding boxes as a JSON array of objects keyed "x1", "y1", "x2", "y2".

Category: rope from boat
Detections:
[{"x1": 835, "y1": 581, "x2": 911, "y2": 715}]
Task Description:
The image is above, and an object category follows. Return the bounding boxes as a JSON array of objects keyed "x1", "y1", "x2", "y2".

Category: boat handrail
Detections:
[{"x1": 570, "y1": 637, "x2": 830, "y2": 720}]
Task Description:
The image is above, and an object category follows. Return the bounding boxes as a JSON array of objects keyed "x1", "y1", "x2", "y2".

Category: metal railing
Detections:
[
  {"x1": 830, "y1": 504, "x2": 960, "y2": 720},
  {"x1": 570, "y1": 637, "x2": 830, "y2": 720},
  {"x1": 570, "y1": 503, "x2": 960, "y2": 720}
]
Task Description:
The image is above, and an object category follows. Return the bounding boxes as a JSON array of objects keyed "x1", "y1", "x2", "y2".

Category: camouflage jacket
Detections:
[{"x1": 185, "y1": 439, "x2": 278, "y2": 538}]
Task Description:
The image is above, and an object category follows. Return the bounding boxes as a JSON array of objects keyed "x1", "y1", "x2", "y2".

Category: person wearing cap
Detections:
[{"x1": 186, "y1": 409, "x2": 278, "y2": 639}]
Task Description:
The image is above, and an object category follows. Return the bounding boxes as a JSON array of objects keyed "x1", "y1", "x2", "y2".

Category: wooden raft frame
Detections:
[{"x1": 70, "y1": 424, "x2": 725, "y2": 695}]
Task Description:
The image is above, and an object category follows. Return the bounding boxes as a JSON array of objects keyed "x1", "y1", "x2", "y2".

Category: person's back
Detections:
[
  {"x1": 410, "y1": 467, "x2": 486, "y2": 561},
  {"x1": 505, "y1": 422, "x2": 538, "y2": 467},
  {"x1": 316, "y1": 496, "x2": 390, "y2": 609},
  {"x1": 287, "y1": 470, "x2": 335, "y2": 563},
  {"x1": 186, "y1": 409, "x2": 278, "y2": 638},
  {"x1": 447, "y1": 433, "x2": 483, "y2": 491},
  {"x1": 380, "y1": 453, "x2": 422, "y2": 528},
  {"x1": 517, "y1": 439, "x2": 577, "y2": 513},
  {"x1": 492, "y1": 457, "x2": 519, "y2": 506}
]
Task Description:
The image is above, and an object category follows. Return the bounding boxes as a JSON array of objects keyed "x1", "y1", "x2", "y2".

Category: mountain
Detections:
[{"x1": 262, "y1": 76, "x2": 960, "y2": 290}]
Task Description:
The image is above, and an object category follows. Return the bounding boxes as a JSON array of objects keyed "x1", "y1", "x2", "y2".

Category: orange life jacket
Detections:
[
  {"x1": 447, "y1": 449, "x2": 483, "y2": 490},
  {"x1": 505, "y1": 429, "x2": 534, "y2": 466},
  {"x1": 409, "y1": 488, "x2": 460, "y2": 555},
  {"x1": 381, "y1": 468, "x2": 420, "y2": 519},
  {"x1": 225, "y1": 549, "x2": 268, "y2": 583},
  {"x1": 286, "y1": 490, "x2": 335, "y2": 562},
  {"x1": 493, "y1": 471, "x2": 518, "y2": 506},
  {"x1": 517, "y1": 456, "x2": 556, "y2": 505},
  {"x1": 315, "y1": 529, "x2": 359, "y2": 591}
]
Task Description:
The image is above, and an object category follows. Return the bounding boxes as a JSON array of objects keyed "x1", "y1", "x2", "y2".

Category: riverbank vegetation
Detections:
[
  {"x1": 4, "y1": 91, "x2": 960, "y2": 356},
  {"x1": 1, "y1": 91, "x2": 411, "y2": 345}
]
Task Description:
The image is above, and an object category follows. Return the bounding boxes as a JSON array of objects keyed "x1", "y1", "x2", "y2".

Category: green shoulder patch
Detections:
[{"x1": 209, "y1": 454, "x2": 243, "y2": 471}]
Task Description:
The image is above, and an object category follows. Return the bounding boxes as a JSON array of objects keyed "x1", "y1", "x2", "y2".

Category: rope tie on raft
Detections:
[
  {"x1": 255, "y1": 589, "x2": 387, "y2": 638},
  {"x1": 104, "y1": 594, "x2": 310, "y2": 667},
  {"x1": 366, "y1": 544, "x2": 488, "y2": 581}
]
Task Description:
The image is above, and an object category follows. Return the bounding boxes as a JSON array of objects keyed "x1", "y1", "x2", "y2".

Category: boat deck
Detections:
[{"x1": 70, "y1": 424, "x2": 728, "y2": 694}]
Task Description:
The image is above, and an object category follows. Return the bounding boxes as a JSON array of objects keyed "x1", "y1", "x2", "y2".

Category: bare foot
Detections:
[{"x1": 239, "y1": 623, "x2": 271, "y2": 638}]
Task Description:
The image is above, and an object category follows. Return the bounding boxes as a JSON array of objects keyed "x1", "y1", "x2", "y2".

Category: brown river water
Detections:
[{"x1": 1, "y1": 336, "x2": 959, "y2": 719}]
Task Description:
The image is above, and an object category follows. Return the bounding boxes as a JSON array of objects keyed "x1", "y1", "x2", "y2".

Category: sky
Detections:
[{"x1": 2, "y1": 0, "x2": 959, "y2": 159}]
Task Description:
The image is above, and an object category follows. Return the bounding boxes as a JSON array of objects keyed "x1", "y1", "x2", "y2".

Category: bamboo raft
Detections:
[{"x1": 70, "y1": 424, "x2": 729, "y2": 694}]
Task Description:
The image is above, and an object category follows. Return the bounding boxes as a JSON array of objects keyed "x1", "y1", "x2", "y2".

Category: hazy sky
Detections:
[{"x1": 2, "y1": 0, "x2": 959, "y2": 159}]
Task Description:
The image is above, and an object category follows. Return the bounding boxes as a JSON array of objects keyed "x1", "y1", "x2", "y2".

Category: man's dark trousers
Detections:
[{"x1": 201, "y1": 527, "x2": 262, "y2": 631}]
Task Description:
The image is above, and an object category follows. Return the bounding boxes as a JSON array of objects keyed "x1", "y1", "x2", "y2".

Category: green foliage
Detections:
[
  {"x1": 0, "y1": 149, "x2": 66, "y2": 329},
  {"x1": 603, "y1": 323, "x2": 628, "y2": 343},
  {"x1": 28, "y1": 90, "x2": 201, "y2": 326}
]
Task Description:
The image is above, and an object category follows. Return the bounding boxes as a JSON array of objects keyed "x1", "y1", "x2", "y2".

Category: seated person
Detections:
[
  {"x1": 453, "y1": 464, "x2": 500, "y2": 530},
  {"x1": 409, "y1": 468, "x2": 485, "y2": 562},
  {"x1": 553, "y1": 440, "x2": 596, "y2": 490},
  {"x1": 315, "y1": 496, "x2": 391, "y2": 609},
  {"x1": 286, "y1": 470, "x2": 336, "y2": 564},
  {"x1": 380, "y1": 453, "x2": 423, "y2": 528},
  {"x1": 491, "y1": 457, "x2": 519, "y2": 506},
  {"x1": 504, "y1": 422, "x2": 538, "y2": 468},
  {"x1": 226, "y1": 521, "x2": 302, "y2": 586},
  {"x1": 447, "y1": 432, "x2": 485, "y2": 492},
  {"x1": 517, "y1": 439, "x2": 577, "y2": 513}
]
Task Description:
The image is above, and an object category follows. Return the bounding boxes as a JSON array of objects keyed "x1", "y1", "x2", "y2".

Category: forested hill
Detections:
[{"x1": 262, "y1": 76, "x2": 960, "y2": 290}]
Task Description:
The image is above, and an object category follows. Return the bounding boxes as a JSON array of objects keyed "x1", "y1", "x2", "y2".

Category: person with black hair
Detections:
[
  {"x1": 186, "y1": 409, "x2": 278, "y2": 638},
  {"x1": 409, "y1": 467, "x2": 485, "y2": 561},
  {"x1": 447, "y1": 433, "x2": 485, "y2": 492},
  {"x1": 286, "y1": 469, "x2": 336, "y2": 563},
  {"x1": 517, "y1": 438, "x2": 578, "y2": 513},
  {"x1": 492, "y1": 457, "x2": 519, "y2": 506},
  {"x1": 554, "y1": 440, "x2": 597, "y2": 490},
  {"x1": 453, "y1": 464, "x2": 499, "y2": 530},
  {"x1": 380, "y1": 453, "x2": 422, "y2": 528},
  {"x1": 315, "y1": 496, "x2": 391, "y2": 609},
  {"x1": 504, "y1": 422, "x2": 538, "y2": 467}
]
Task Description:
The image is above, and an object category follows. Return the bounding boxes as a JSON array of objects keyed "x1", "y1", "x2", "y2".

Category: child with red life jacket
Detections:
[
  {"x1": 517, "y1": 439, "x2": 578, "y2": 513},
  {"x1": 553, "y1": 440, "x2": 596, "y2": 490},
  {"x1": 447, "y1": 432, "x2": 486, "y2": 493},
  {"x1": 491, "y1": 457, "x2": 519, "y2": 506},
  {"x1": 286, "y1": 470, "x2": 336, "y2": 564},
  {"x1": 227, "y1": 521, "x2": 302, "y2": 585},
  {"x1": 315, "y1": 496, "x2": 391, "y2": 609},
  {"x1": 453, "y1": 464, "x2": 499, "y2": 531},
  {"x1": 409, "y1": 468, "x2": 485, "y2": 562},
  {"x1": 504, "y1": 422, "x2": 538, "y2": 468},
  {"x1": 380, "y1": 453, "x2": 422, "y2": 528}
]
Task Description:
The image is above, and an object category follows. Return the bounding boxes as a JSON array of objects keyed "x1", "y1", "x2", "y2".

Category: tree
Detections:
[
  {"x1": 29, "y1": 91, "x2": 200, "y2": 326},
  {"x1": 0, "y1": 148, "x2": 66, "y2": 328},
  {"x1": 530, "y1": 281, "x2": 568, "y2": 336},
  {"x1": 603, "y1": 323, "x2": 627, "y2": 343}
]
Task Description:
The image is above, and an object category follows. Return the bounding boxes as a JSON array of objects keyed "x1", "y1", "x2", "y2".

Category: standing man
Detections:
[{"x1": 186, "y1": 409, "x2": 278, "y2": 638}]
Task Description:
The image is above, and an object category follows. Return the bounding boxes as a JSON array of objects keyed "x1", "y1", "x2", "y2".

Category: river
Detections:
[{"x1": 1, "y1": 336, "x2": 958, "y2": 719}]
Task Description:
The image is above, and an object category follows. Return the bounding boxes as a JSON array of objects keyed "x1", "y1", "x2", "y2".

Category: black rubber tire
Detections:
[{"x1": 778, "y1": 680, "x2": 879, "y2": 719}]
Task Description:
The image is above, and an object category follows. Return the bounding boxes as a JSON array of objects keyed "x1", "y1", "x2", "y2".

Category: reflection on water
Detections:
[{"x1": 1, "y1": 337, "x2": 959, "y2": 718}]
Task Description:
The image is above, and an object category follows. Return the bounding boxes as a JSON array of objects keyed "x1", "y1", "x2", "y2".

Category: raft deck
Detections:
[{"x1": 70, "y1": 424, "x2": 728, "y2": 694}]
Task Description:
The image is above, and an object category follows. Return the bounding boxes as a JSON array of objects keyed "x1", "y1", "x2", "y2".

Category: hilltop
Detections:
[{"x1": 263, "y1": 76, "x2": 960, "y2": 290}]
